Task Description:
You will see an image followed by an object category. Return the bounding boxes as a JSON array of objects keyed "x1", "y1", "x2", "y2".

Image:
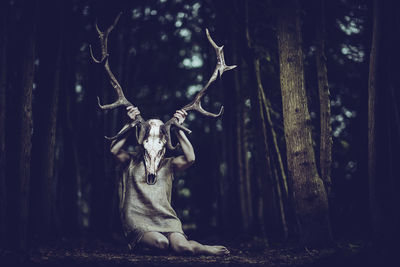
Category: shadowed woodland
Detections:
[{"x1": 1, "y1": 0, "x2": 400, "y2": 266}]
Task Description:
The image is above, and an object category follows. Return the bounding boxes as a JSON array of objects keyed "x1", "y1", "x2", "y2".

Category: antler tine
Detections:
[
  {"x1": 163, "y1": 28, "x2": 237, "y2": 150},
  {"x1": 182, "y1": 28, "x2": 237, "y2": 116},
  {"x1": 90, "y1": 12, "x2": 134, "y2": 111},
  {"x1": 89, "y1": 44, "x2": 102, "y2": 64},
  {"x1": 104, "y1": 118, "x2": 148, "y2": 141},
  {"x1": 162, "y1": 122, "x2": 192, "y2": 150},
  {"x1": 90, "y1": 13, "x2": 147, "y2": 141},
  {"x1": 205, "y1": 28, "x2": 237, "y2": 76}
]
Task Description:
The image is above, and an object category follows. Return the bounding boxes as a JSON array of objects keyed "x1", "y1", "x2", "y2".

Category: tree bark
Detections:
[
  {"x1": 30, "y1": 0, "x2": 64, "y2": 237},
  {"x1": 17, "y1": 0, "x2": 37, "y2": 250},
  {"x1": 368, "y1": 0, "x2": 381, "y2": 244},
  {"x1": 46, "y1": 4, "x2": 63, "y2": 232},
  {"x1": 315, "y1": 0, "x2": 332, "y2": 195},
  {"x1": 277, "y1": 0, "x2": 332, "y2": 246},
  {"x1": 41, "y1": 10, "x2": 63, "y2": 234}
]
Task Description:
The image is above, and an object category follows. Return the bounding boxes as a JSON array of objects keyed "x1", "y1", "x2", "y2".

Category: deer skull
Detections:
[{"x1": 142, "y1": 119, "x2": 166, "y2": 185}]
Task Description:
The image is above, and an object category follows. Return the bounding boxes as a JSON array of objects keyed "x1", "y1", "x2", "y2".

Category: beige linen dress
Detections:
[{"x1": 118, "y1": 154, "x2": 184, "y2": 249}]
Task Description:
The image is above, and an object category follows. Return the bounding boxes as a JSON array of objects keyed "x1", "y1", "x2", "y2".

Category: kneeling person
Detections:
[{"x1": 110, "y1": 106, "x2": 229, "y2": 256}]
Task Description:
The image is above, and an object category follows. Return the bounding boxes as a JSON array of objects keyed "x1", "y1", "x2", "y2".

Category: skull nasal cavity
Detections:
[{"x1": 147, "y1": 174, "x2": 156, "y2": 185}]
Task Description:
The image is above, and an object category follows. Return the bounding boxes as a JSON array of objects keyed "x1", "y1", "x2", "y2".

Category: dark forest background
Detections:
[{"x1": 0, "y1": 0, "x2": 399, "y2": 256}]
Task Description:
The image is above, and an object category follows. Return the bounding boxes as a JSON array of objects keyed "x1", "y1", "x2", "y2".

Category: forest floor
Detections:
[{"x1": 0, "y1": 237, "x2": 395, "y2": 267}]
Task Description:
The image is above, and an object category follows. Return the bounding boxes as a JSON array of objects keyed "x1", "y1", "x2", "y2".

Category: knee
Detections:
[
  {"x1": 154, "y1": 237, "x2": 169, "y2": 250},
  {"x1": 172, "y1": 242, "x2": 194, "y2": 255}
]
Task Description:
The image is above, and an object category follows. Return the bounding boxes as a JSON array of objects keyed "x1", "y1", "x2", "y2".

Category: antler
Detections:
[
  {"x1": 163, "y1": 28, "x2": 237, "y2": 150},
  {"x1": 90, "y1": 13, "x2": 147, "y2": 142}
]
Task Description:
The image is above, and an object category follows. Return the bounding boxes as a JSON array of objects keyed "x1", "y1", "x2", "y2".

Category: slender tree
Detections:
[
  {"x1": 315, "y1": 0, "x2": 332, "y2": 195},
  {"x1": 277, "y1": 0, "x2": 332, "y2": 246},
  {"x1": 254, "y1": 58, "x2": 289, "y2": 239},
  {"x1": 242, "y1": 0, "x2": 283, "y2": 239},
  {"x1": 16, "y1": 0, "x2": 38, "y2": 249},
  {"x1": 213, "y1": 0, "x2": 247, "y2": 235},
  {"x1": 31, "y1": 0, "x2": 65, "y2": 236},
  {"x1": 368, "y1": 0, "x2": 400, "y2": 246},
  {"x1": 235, "y1": 60, "x2": 253, "y2": 233}
]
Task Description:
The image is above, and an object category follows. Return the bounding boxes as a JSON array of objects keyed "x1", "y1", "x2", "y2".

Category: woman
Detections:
[{"x1": 110, "y1": 106, "x2": 229, "y2": 256}]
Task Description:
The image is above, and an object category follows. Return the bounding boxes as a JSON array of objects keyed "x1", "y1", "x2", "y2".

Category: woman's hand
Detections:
[
  {"x1": 127, "y1": 106, "x2": 140, "y2": 120},
  {"x1": 173, "y1": 109, "x2": 187, "y2": 124}
]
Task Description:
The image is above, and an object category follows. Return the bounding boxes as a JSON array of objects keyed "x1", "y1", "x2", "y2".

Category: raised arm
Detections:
[
  {"x1": 110, "y1": 106, "x2": 140, "y2": 164},
  {"x1": 171, "y1": 110, "x2": 195, "y2": 171}
]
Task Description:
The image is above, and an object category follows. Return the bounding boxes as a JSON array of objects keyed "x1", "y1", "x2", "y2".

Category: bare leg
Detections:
[
  {"x1": 138, "y1": 231, "x2": 169, "y2": 251},
  {"x1": 168, "y1": 233, "x2": 229, "y2": 256},
  {"x1": 189, "y1": 240, "x2": 230, "y2": 256}
]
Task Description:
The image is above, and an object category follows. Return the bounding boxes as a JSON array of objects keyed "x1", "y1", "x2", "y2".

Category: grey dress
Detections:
[{"x1": 118, "y1": 154, "x2": 185, "y2": 250}]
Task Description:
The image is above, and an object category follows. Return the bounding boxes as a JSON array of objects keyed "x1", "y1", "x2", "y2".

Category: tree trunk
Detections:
[
  {"x1": 368, "y1": 0, "x2": 381, "y2": 244},
  {"x1": 254, "y1": 59, "x2": 289, "y2": 239},
  {"x1": 243, "y1": 0, "x2": 288, "y2": 239},
  {"x1": 88, "y1": 39, "x2": 110, "y2": 236},
  {"x1": 216, "y1": 0, "x2": 254, "y2": 234},
  {"x1": 315, "y1": 0, "x2": 332, "y2": 195},
  {"x1": 277, "y1": 0, "x2": 332, "y2": 246},
  {"x1": 41, "y1": 7, "x2": 63, "y2": 234},
  {"x1": 17, "y1": 0, "x2": 37, "y2": 250},
  {"x1": 59, "y1": 71, "x2": 82, "y2": 234},
  {"x1": 0, "y1": 0, "x2": 8, "y2": 247},
  {"x1": 254, "y1": 62, "x2": 279, "y2": 238},
  {"x1": 234, "y1": 56, "x2": 252, "y2": 233},
  {"x1": 219, "y1": 76, "x2": 236, "y2": 235},
  {"x1": 30, "y1": 0, "x2": 64, "y2": 237},
  {"x1": 213, "y1": 0, "x2": 242, "y2": 235},
  {"x1": 368, "y1": 0, "x2": 400, "y2": 246}
]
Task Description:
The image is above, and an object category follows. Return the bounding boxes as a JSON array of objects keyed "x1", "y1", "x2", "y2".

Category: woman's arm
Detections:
[
  {"x1": 110, "y1": 106, "x2": 140, "y2": 164},
  {"x1": 171, "y1": 110, "x2": 195, "y2": 171}
]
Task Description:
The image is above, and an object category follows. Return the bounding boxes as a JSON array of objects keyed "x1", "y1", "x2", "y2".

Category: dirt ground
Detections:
[{"x1": 0, "y1": 238, "x2": 394, "y2": 267}]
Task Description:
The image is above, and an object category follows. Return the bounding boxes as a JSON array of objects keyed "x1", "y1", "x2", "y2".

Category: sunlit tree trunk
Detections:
[
  {"x1": 277, "y1": 0, "x2": 332, "y2": 246},
  {"x1": 315, "y1": 0, "x2": 332, "y2": 195}
]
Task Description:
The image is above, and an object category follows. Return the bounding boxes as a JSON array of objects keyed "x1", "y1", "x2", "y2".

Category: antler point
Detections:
[
  {"x1": 97, "y1": 96, "x2": 104, "y2": 108},
  {"x1": 219, "y1": 106, "x2": 224, "y2": 116},
  {"x1": 226, "y1": 65, "x2": 237, "y2": 71}
]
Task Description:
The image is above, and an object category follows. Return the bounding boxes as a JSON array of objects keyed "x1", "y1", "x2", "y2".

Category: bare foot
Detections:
[
  {"x1": 188, "y1": 240, "x2": 230, "y2": 256},
  {"x1": 201, "y1": 245, "x2": 230, "y2": 256}
]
